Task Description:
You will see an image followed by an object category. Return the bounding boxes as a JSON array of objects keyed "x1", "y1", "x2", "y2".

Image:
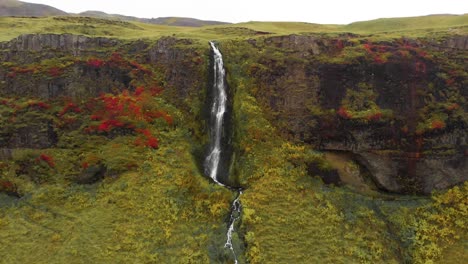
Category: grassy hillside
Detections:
[
  {"x1": 345, "y1": 14, "x2": 468, "y2": 33},
  {"x1": 0, "y1": 0, "x2": 67, "y2": 17},
  {"x1": 0, "y1": 14, "x2": 467, "y2": 42},
  {"x1": 78, "y1": 11, "x2": 229, "y2": 27}
]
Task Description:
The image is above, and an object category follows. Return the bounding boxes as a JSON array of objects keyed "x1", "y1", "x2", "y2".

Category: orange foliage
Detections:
[
  {"x1": 431, "y1": 120, "x2": 446, "y2": 130},
  {"x1": 337, "y1": 107, "x2": 352, "y2": 119}
]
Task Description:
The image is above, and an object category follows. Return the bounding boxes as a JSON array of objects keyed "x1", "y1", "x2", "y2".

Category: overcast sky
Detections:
[{"x1": 23, "y1": 0, "x2": 467, "y2": 24}]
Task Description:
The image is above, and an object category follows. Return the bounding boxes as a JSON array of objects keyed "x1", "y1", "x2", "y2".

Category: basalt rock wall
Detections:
[{"x1": 226, "y1": 34, "x2": 467, "y2": 194}]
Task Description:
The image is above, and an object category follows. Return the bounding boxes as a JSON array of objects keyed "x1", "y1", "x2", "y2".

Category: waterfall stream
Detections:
[{"x1": 205, "y1": 41, "x2": 242, "y2": 264}]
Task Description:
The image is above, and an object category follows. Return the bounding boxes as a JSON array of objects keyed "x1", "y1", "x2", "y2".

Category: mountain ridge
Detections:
[{"x1": 0, "y1": 0, "x2": 230, "y2": 27}]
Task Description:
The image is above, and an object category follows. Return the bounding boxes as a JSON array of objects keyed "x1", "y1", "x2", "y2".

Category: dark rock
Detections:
[
  {"x1": 308, "y1": 164, "x2": 341, "y2": 185},
  {"x1": 74, "y1": 164, "x2": 107, "y2": 184},
  {"x1": 441, "y1": 35, "x2": 468, "y2": 50}
]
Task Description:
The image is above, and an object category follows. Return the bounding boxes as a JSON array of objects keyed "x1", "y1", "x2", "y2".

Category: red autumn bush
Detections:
[
  {"x1": 84, "y1": 87, "x2": 172, "y2": 149},
  {"x1": 445, "y1": 79, "x2": 455, "y2": 86},
  {"x1": 28, "y1": 101, "x2": 50, "y2": 110},
  {"x1": 81, "y1": 162, "x2": 89, "y2": 169},
  {"x1": 36, "y1": 153, "x2": 55, "y2": 168},
  {"x1": 48, "y1": 67, "x2": 63, "y2": 77},
  {"x1": 135, "y1": 129, "x2": 159, "y2": 149},
  {"x1": 87, "y1": 58, "x2": 105, "y2": 68},
  {"x1": 337, "y1": 107, "x2": 352, "y2": 119},
  {"x1": 58, "y1": 102, "x2": 82, "y2": 117},
  {"x1": 367, "y1": 112, "x2": 383, "y2": 121},
  {"x1": 446, "y1": 103, "x2": 459, "y2": 111},
  {"x1": 431, "y1": 120, "x2": 446, "y2": 130}
]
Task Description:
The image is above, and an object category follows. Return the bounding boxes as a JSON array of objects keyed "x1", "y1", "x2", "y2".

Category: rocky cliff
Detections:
[
  {"x1": 0, "y1": 33, "x2": 466, "y2": 194},
  {"x1": 0, "y1": 34, "x2": 206, "y2": 149},
  {"x1": 224, "y1": 34, "x2": 467, "y2": 194}
]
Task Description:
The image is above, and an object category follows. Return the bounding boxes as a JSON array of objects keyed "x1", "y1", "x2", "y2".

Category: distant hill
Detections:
[
  {"x1": 0, "y1": 0, "x2": 67, "y2": 17},
  {"x1": 344, "y1": 14, "x2": 468, "y2": 33},
  {"x1": 0, "y1": 0, "x2": 229, "y2": 27},
  {"x1": 78, "y1": 11, "x2": 230, "y2": 27}
]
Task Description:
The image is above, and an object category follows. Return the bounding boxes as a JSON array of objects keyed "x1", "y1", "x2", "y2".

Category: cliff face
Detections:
[
  {"x1": 0, "y1": 33, "x2": 466, "y2": 194},
  {"x1": 0, "y1": 34, "x2": 204, "y2": 100},
  {"x1": 225, "y1": 34, "x2": 467, "y2": 194},
  {"x1": 0, "y1": 34, "x2": 206, "y2": 149}
]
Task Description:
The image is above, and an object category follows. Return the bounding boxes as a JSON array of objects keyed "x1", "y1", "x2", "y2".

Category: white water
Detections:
[
  {"x1": 225, "y1": 191, "x2": 242, "y2": 264},
  {"x1": 205, "y1": 42, "x2": 242, "y2": 264},
  {"x1": 205, "y1": 41, "x2": 227, "y2": 186}
]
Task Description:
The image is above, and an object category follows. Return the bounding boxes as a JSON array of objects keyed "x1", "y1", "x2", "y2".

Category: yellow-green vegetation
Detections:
[
  {"x1": 345, "y1": 14, "x2": 468, "y2": 34},
  {"x1": 0, "y1": 49, "x2": 236, "y2": 262},
  {"x1": 0, "y1": 126, "x2": 234, "y2": 263},
  {"x1": 1, "y1": 14, "x2": 467, "y2": 42}
]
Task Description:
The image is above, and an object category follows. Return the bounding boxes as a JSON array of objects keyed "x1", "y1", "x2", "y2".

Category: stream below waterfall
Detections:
[{"x1": 205, "y1": 41, "x2": 243, "y2": 264}]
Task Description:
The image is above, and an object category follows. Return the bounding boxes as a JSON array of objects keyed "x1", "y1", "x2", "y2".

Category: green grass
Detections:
[
  {"x1": 0, "y1": 14, "x2": 467, "y2": 42},
  {"x1": 345, "y1": 14, "x2": 468, "y2": 33},
  {"x1": 0, "y1": 127, "x2": 234, "y2": 263}
]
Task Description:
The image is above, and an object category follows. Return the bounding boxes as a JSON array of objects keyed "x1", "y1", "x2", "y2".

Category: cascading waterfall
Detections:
[
  {"x1": 205, "y1": 41, "x2": 242, "y2": 264},
  {"x1": 205, "y1": 41, "x2": 227, "y2": 186}
]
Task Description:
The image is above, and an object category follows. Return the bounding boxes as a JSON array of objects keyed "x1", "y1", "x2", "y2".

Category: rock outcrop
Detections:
[{"x1": 233, "y1": 34, "x2": 468, "y2": 194}]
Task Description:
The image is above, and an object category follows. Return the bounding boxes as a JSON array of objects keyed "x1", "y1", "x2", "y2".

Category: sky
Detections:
[{"x1": 22, "y1": 0, "x2": 468, "y2": 24}]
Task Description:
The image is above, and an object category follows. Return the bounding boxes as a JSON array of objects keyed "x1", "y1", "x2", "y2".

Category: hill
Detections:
[
  {"x1": 0, "y1": 0, "x2": 67, "y2": 16},
  {"x1": 344, "y1": 13, "x2": 468, "y2": 33},
  {"x1": 0, "y1": 0, "x2": 229, "y2": 27},
  {"x1": 0, "y1": 14, "x2": 466, "y2": 42},
  {"x1": 78, "y1": 11, "x2": 229, "y2": 27}
]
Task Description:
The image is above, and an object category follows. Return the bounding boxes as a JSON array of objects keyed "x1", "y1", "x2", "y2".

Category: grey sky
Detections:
[{"x1": 23, "y1": 0, "x2": 467, "y2": 24}]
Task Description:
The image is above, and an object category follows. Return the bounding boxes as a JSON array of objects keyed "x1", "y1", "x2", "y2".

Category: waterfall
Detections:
[
  {"x1": 225, "y1": 191, "x2": 242, "y2": 264},
  {"x1": 205, "y1": 41, "x2": 227, "y2": 186},
  {"x1": 205, "y1": 42, "x2": 242, "y2": 264}
]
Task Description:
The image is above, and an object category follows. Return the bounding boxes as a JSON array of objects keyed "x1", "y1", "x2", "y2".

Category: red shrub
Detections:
[
  {"x1": 59, "y1": 102, "x2": 82, "y2": 116},
  {"x1": 87, "y1": 58, "x2": 104, "y2": 68},
  {"x1": 28, "y1": 101, "x2": 50, "y2": 110},
  {"x1": 97, "y1": 119, "x2": 124, "y2": 132},
  {"x1": 335, "y1": 39, "x2": 344, "y2": 50},
  {"x1": 36, "y1": 153, "x2": 55, "y2": 167},
  {"x1": 146, "y1": 136, "x2": 159, "y2": 149},
  {"x1": 431, "y1": 120, "x2": 445, "y2": 130},
  {"x1": 90, "y1": 114, "x2": 101, "y2": 120},
  {"x1": 150, "y1": 86, "x2": 163, "y2": 96},
  {"x1": 367, "y1": 112, "x2": 382, "y2": 121},
  {"x1": 130, "y1": 61, "x2": 152, "y2": 75},
  {"x1": 373, "y1": 55, "x2": 386, "y2": 64},
  {"x1": 48, "y1": 67, "x2": 63, "y2": 77},
  {"x1": 337, "y1": 107, "x2": 352, "y2": 119},
  {"x1": 81, "y1": 162, "x2": 89, "y2": 169},
  {"x1": 135, "y1": 128, "x2": 159, "y2": 149},
  {"x1": 446, "y1": 103, "x2": 459, "y2": 111},
  {"x1": 445, "y1": 79, "x2": 455, "y2": 86},
  {"x1": 134, "y1": 86, "x2": 145, "y2": 96},
  {"x1": 363, "y1": 43, "x2": 372, "y2": 53}
]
